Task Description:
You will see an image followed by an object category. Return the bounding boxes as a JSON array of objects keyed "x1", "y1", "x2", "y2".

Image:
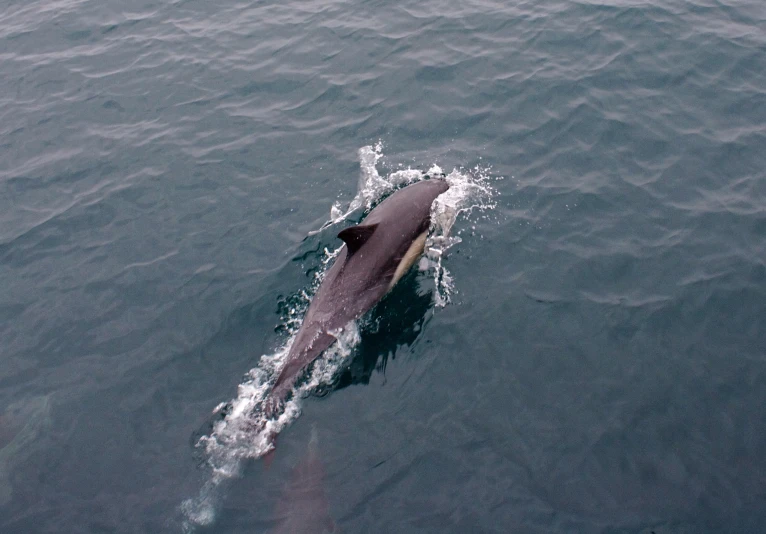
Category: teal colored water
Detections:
[{"x1": 1, "y1": 0, "x2": 765, "y2": 532}]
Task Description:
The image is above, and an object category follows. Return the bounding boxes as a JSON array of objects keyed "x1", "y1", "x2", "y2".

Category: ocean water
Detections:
[{"x1": 1, "y1": 0, "x2": 765, "y2": 532}]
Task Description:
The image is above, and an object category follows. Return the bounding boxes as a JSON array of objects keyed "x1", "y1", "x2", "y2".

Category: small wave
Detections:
[
  {"x1": 181, "y1": 144, "x2": 500, "y2": 531},
  {"x1": 0, "y1": 394, "x2": 52, "y2": 507}
]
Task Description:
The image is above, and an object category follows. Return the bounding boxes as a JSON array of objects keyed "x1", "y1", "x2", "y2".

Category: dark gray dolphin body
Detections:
[{"x1": 264, "y1": 178, "x2": 449, "y2": 415}]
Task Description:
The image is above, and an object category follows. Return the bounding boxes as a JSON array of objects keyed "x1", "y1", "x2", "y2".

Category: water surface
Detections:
[{"x1": 1, "y1": 0, "x2": 765, "y2": 532}]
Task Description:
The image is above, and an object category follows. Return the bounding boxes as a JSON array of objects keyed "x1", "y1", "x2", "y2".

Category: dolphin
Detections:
[
  {"x1": 271, "y1": 427, "x2": 335, "y2": 533},
  {"x1": 263, "y1": 178, "x2": 449, "y2": 416}
]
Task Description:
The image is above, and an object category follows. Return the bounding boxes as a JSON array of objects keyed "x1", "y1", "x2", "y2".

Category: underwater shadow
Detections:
[{"x1": 333, "y1": 271, "x2": 435, "y2": 391}]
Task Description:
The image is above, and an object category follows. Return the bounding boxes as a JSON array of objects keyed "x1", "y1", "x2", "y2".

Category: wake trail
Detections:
[{"x1": 180, "y1": 143, "x2": 500, "y2": 531}]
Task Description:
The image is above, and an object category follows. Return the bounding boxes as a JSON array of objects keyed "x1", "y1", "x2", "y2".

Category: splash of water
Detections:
[
  {"x1": 181, "y1": 145, "x2": 499, "y2": 531},
  {"x1": 426, "y1": 163, "x2": 499, "y2": 306},
  {"x1": 312, "y1": 143, "x2": 423, "y2": 234},
  {"x1": 181, "y1": 246, "x2": 350, "y2": 532}
]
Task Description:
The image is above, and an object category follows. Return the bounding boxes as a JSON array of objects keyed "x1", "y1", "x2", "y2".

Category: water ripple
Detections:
[{"x1": 1, "y1": 0, "x2": 765, "y2": 531}]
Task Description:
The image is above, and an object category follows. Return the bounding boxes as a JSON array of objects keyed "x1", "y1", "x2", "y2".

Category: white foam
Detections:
[
  {"x1": 314, "y1": 142, "x2": 423, "y2": 234},
  {"x1": 426, "y1": 164, "x2": 500, "y2": 306},
  {"x1": 181, "y1": 145, "x2": 500, "y2": 531}
]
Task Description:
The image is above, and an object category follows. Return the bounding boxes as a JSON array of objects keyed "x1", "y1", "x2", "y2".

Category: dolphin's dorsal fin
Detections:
[{"x1": 337, "y1": 223, "x2": 378, "y2": 255}]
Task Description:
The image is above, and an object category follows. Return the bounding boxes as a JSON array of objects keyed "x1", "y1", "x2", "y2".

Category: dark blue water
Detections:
[{"x1": 2, "y1": 0, "x2": 765, "y2": 532}]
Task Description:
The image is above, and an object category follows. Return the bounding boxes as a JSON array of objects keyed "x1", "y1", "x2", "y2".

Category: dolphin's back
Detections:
[{"x1": 267, "y1": 179, "x2": 449, "y2": 410}]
